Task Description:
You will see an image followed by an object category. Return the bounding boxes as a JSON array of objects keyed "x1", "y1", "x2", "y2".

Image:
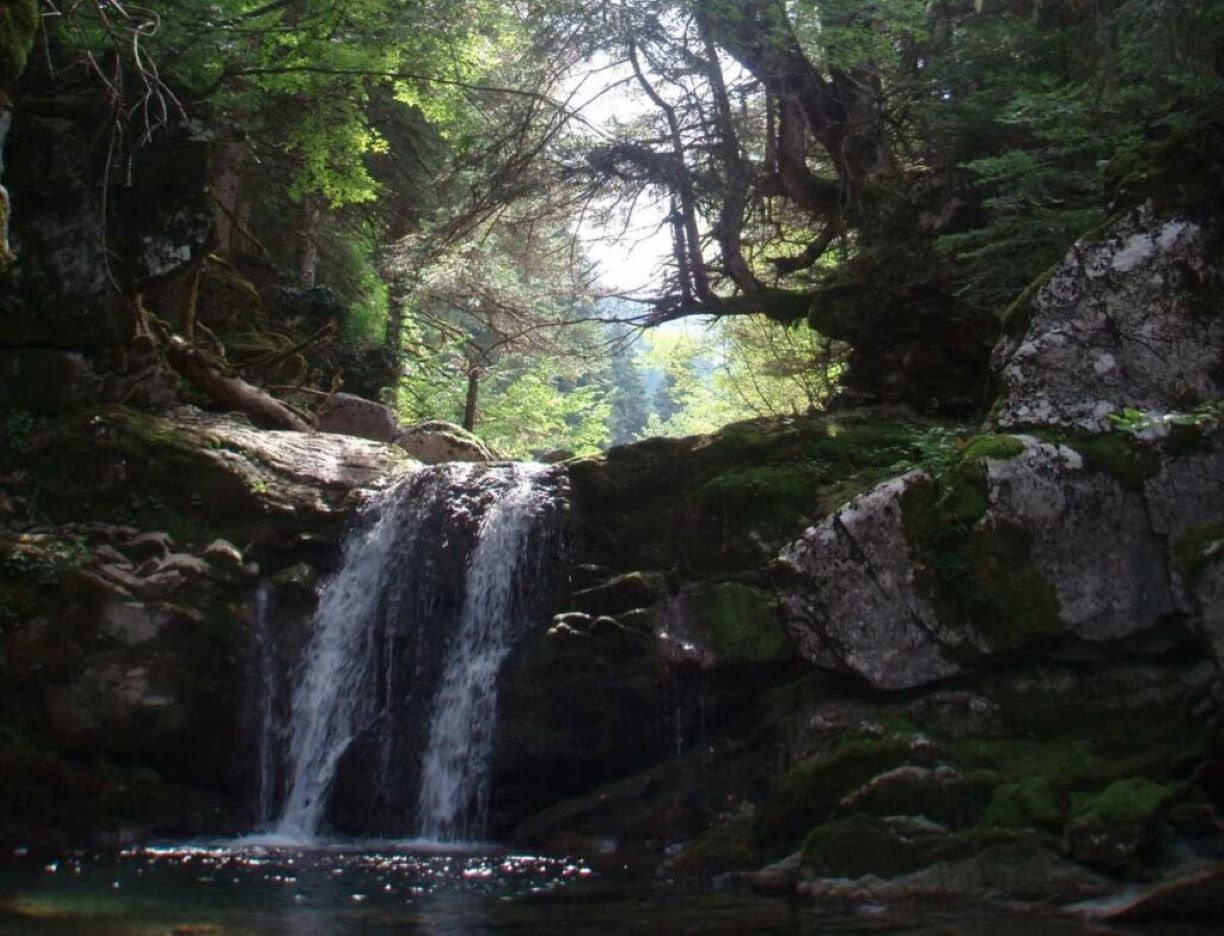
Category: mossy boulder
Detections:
[
  {"x1": 1175, "y1": 523, "x2": 1224, "y2": 588},
  {"x1": 801, "y1": 816, "x2": 1035, "y2": 881},
  {"x1": 0, "y1": 0, "x2": 39, "y2": 92},
  {"x1": 983, "y1": 777, "x2": 1068, "y2": 831},
  {"x1": 566, "y1": 412, "x2": 937, "y2": 576},
  {"x1": 779, "y1": 433, "x2": 1200, "y2": 689},
  {"x1": 1, "y1": 406, "x2": 412, "y2": 547},
  {"x1": 833, "y1": 764, "x2": 982, "y2": 828},
  {"x1": 801, "y1": 837, "x2": 1112, "y2": 904},
  {"x1": 1065, "y1": 778, "x2": 1174, "y2": 870},
  {"x1": 674, "y1": 581, "x2": 784, "y2": 665},
  {"x1": 754, "y1": 734, "x2": 944, "y2": 848},
  {"x1": 571, "y1": 571, "x2": 669, "y2": 617},
  {"x1": 395, "y1": 419, "x2": 494, "y2": 463},
  {"x1": 990, "y1": 199, "x2": 1224, "y2": 432}
]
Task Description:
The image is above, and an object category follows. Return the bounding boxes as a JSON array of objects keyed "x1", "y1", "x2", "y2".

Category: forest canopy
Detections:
[{"x1": 8, "y1": 0, "x2": 1223, "y2": 455}]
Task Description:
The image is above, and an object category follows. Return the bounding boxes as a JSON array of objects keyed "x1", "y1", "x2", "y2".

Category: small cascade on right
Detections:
[{"x1": 414, "y1": 463, "x2": 558, "y2": 842}]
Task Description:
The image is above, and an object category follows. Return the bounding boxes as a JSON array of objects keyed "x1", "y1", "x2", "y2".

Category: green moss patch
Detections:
[
  {"x1": 984, "y1": 777, "x2": 1068, "y2": 831},
  {"x1": 683, "y1": 582, "x2": 783, "y2": 665},
  {"x1": 573, "y1": 412, "x2": 949, "y2": 575},
  {"x1": 901, "y1": 466, "x2": 1061, "y2": 653},
  {"x1": 1058, "y1": 433, "x2": 1161, "y2": 491},
  {"x1": 755, "y1": 736, "x2": 932, "y2": 849},
  {"x1": 802, "y1": 817, "x2": 1034, "y2": 880},
  {"x1": 0, "y1": 0, "x2": 39, "y2": 90},
  {"x1": 697, "y1": 465, "x2": 822, "y2": 527},
  {"x1": 899, "y1": 433, "x2": 1060, "y2": 652},
  {"x1": 1079, "y1": 778, "x2": 1174, "y2": 824},
  {"x1": 951, "y1": 739, "x2": 1103, "y2": 789},
  {"x1": 960, "y1": 435, "x2": 1026, "y2": 463},
  {"x1": 664, "y1": 809, "x2": 760, "y2": 875}
]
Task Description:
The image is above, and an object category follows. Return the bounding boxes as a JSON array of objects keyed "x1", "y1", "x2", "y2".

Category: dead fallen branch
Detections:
[{"x1": 165, "y1": 336, "x2": 313, "y2": 432}]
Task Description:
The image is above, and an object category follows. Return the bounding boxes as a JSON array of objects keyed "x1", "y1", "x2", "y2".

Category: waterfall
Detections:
[
  {"x1": 271, "y1": 462, "x2": 563, "y2": 842},
  {"x1": 415, "y1": 463, "x2": 555, "y2": 842}
]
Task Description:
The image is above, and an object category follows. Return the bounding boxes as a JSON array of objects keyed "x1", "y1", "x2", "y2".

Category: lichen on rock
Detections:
[{"x1": 991, "y1": 203, "x2": 1224, "y2": 432}]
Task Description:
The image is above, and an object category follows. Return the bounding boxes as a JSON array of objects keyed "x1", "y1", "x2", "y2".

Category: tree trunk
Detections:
[
  {"x1": 463, "y1": 366, "x2": 480, "y2": 431},
  {"x1": 298, "y1": 197, "x2": 321, "y2": 287},
  {"x1": 212, "y1": 141, "x2": 245, "y2": 256}
]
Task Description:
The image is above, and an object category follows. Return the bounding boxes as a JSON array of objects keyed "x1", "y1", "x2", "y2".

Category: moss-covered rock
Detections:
[
  {"x1": 983, "y1": 777, "x2": 1068, "y2": 831},
  {"x1": 1065, "y1": 778, "x2": 1174, "y2": 870},
  {"x1": 571, "y1": 571, "x2": 669, "y2": 617},
  {"x1": 1, "y1": 406, "x2": 411, "y2": 547},
  {"x1": 834, "y1": 763, "x2": 982, "y2": 827},
  {"x1": 567, "y1": 412, "x2": 938, "y2": 576},
  {"x1": 1080, "y1": 778, "x2": 1174, "y2": 825},
  {"x1": 755, "y1": 735, "x2": 943, "y2": 848},
  {"x1": 802, "y1": 815, "x2": 1040, "y2": 881},
  {"x1": 0, "y1": 0, "x2": 39, "y2": 92},
  {"x1": 901, "y1": 472, "x2": 1063, "y2": 654},
  {"x1": 1036, "y1": 431, "x2": 1162, "y2": 491},
  {"x1": 676, "y1": 581, "x2": 784, "y2": 665},
  {"x1": 1175, "y1": 523, "x2": 1224, "y2": 587}
]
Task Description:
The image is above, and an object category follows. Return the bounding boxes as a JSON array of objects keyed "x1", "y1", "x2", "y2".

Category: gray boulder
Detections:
[
  {"x1": 777, "y1": 433, "x2": 1221, "y2": 690},
  {"x1": 316, "y1": 392, "x2": 400, "y2": 442},
  {"x1": 992, "y1": 203, "x2": 1224, "y2": 431},
  {"x1": 777, "y1": 471, "x2": 959, "y2": 690},
  {"x1": 395, "y1": 419, "x2": 494, "y2": 464}
]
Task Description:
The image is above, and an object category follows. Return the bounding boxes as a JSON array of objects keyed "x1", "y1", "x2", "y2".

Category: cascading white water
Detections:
[
  {"x1": 415, "y1": 462, "x2": 554, "y2": 842},
  {"x1": 270, "y1": 462, "x2": 561, "y2": 842},
  {"x1": 273, "y1": 476, "x2": 413, "y2": 840}
]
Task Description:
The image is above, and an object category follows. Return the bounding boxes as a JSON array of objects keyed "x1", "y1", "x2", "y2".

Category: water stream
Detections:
[
  {"x1": 415, "y1": 464, "x2": 556, "y2": 841},
  {"x1": 270, "y1": 462, "x2": 564, "y2": 843}
]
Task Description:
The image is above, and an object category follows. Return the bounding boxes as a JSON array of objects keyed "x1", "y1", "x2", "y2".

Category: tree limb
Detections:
[{"x1": 165, "y1": 336, "x2": 314, "y2": 432}]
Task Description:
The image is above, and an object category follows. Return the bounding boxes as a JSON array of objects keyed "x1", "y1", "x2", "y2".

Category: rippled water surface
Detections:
[{"x1": 0, "y1": 841, "x2": 1212, "y2": 935}]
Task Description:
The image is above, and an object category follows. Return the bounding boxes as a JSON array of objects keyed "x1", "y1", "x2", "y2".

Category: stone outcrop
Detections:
[
  {"x1": 0, "y1": 406, "x2": 413, "y2": 844},
  {"x1": 493, "y1": 146, "x2": 1224, "y2": 914},
  {"x1": 777, "y1": 429, "x2": 1222, "y2": 690},
  {"x1": 395, "y1": 419, "x2": 495, "y2": 464},
  {"x1": 992, "y1": 205, "x2": 1224, "y2": 431},
  {"x1": 316, "y1": 392, "x2": 401, "y2": 442},
  {"x1": 316, "y1": 393, "x2": 497, "y2": 464}
]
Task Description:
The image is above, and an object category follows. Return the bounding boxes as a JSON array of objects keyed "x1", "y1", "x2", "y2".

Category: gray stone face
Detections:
[
  {"x1": 100, "y1": 600, "x2": 165, "y2": 644},
  {"x1": 316, "y1": 392, "x2": 401, "y2": 442},
  {"x1": 992, "y1": 204, "x2": 1224, "y2": 431},
  {"x1": 1143, "y1": 436, "x2": 1224, "y2": 612},
  {"x1": 777, "y1": 435, "x2": 1213, "y2": 690},
  {"x1": 777, "y1": 472, "x2": 959, "y2": 690},
  {"x1": 1195, "y1": 560, "x2": 1224, "y2": 668},
  {"x1": 45, "y1": 663, "x2": 185, "y2": 754},
  {"x1": 984, "y1": 438, "x2": 1174, "y2": 642}
]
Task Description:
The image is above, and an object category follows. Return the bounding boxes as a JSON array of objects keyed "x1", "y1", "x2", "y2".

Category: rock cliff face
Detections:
[
  {"x1": 487, "y1": 137, "x2": 1224, "y2": 910},
  {"x1": 0, "y1": 408, "x2": 412, "y2": 844}
]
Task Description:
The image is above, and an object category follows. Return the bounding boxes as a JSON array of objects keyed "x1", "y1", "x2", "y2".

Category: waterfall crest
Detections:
[{"x1": 267, "y1": 462, "x2": 564, "y2": 842}]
